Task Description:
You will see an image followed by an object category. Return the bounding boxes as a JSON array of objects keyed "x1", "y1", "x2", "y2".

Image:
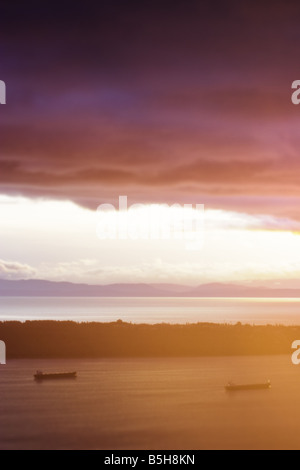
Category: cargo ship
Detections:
[
  {"x1": 34, "y1": 371, "x2": 77, "y2": 381},
  {"x1": 225, "y1": 380, "x2": 271, "y2": 392}
]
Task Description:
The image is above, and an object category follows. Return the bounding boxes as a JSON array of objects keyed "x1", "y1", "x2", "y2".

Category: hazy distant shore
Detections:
[
  {"x1": 2, "y1": 279, "x2": 300, "y2": 298},
  {"x1": 0, "y1": 320, "x2": 297, "y2": 359}
]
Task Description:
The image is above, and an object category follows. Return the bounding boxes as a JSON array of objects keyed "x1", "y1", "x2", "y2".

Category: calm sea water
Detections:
[
  {"x1": 0, "y1": 355, "x2": 299, "y2": 450},
  {"x1": 1, "y1": 297, "x2": 300, "y2": 324}
]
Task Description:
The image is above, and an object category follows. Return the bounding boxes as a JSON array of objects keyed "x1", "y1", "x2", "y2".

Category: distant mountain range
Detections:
[{"x1": 0, "y1": 279, "x2": 300, "y2": 297}]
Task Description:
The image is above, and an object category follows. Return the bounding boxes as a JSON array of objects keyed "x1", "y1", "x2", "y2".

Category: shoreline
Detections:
[{"x1": 0, "y1": 320, "x2": 298, "y2": 359}]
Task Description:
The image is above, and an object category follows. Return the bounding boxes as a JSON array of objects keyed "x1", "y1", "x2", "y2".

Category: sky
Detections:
[{"x1": 1, "y1": 1, "x2": 300, "y2": 286}]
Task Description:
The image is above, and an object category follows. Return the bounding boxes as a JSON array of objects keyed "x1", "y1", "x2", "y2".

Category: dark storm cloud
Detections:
[{"x1": 1, "y1": 0, "x2": 300, "y2": 217}]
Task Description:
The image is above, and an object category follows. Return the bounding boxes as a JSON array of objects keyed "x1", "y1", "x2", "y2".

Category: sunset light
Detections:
[
  {"x1": 1, "y1": 195, "x2": 300, "y2": 286},
  {"x1": 2, "y1": 0, "x2": 300, "y2": 453}
]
